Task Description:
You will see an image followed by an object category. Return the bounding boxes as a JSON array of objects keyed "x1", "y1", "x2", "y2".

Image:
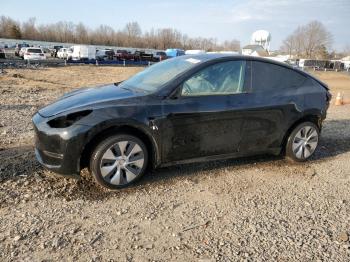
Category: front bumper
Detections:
[{"x1": 32, "y1": 113, "x2": 91, "y2": 177}]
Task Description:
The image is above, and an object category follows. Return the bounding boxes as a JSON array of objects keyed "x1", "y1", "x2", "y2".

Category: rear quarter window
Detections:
[{"x1": 252, "y1": 61, "x2": 306, "y2": 92}]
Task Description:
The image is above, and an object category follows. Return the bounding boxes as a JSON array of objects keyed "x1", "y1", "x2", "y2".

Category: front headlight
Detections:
[{"x1": 47, "y1": 110, "x2": 92, "y2": 128}]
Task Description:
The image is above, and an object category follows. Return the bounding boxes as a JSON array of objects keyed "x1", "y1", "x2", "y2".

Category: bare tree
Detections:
[
  {"x1": 343, "y1": 44, "x2": 350, "y2": 56},
  {"x1": 281, "y1": 35, "x2": 295, "y2": 57},
  {"x1": 0, "y1": 16, "x2": 21, "y2": 39},
  {"x1": 124, "y1": 22, "x2": 141, "y2": 37},
  {"x1": 221, "y1": 40, "x2": 240, "y2": 51},
  {"x1": 303, "y1": 21, "x2": 332, "y2": 58},
  {"x1": 281, "y1": 20, "x2": 332, "y2": 59},
  {"x1": 22, "y1": 17, "x2": 38, "y2": 40},
  {"x1": 75, "y1": 22, "x2": 89, "y2": 44},
  {"x1": 144, "y1": 28, "x2": 159, "y2": 49},
  {"x1": 123, "y1": 22, "x2": 141, "y2": 47},
  {"x1": 9, "y1": 24, "x2": 22, "y2": 39}
]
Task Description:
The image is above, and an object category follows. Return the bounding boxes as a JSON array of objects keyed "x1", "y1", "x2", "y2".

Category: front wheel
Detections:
[
  {"x1": 285, "y1": 122, "x2": 320, "y2": 162},
  {"x1": 90, "y1": 134, "x2": 148, "y2": 189}
]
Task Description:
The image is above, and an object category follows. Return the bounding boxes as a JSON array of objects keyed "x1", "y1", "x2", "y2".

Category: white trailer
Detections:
[
  {"x1": 185, "y1": 50, "x2": 206, "y2": 55},
  {"x1": 71, "y1": 45, "x2": 96, "y2": 60}
]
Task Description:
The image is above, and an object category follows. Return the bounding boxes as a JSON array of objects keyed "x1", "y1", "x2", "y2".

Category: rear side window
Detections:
[{"x1": 252, "y1": 61, "x2": 306, "y2": 92}]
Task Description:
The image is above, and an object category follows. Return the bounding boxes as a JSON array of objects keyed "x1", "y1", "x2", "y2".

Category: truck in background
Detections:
[
  {"x1": 165, "y1": 49, "x2": 185, "y2": 58},
  {"x1": 70, "y1": 45, "x2": 96, "y2": 61}
]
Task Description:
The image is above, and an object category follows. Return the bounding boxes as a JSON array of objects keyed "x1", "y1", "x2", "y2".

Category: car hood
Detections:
[{"x1": 38, "y1": 84, "x2": 144, "y2": 117}]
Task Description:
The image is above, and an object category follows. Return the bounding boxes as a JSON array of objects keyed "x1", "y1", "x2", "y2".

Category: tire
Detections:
[
  {"x1": 285, "y1": 121, "x2": 320, "y2": 162},
  {"x1": 90, "y1": 134, "x2": 149, "y2": 189}
]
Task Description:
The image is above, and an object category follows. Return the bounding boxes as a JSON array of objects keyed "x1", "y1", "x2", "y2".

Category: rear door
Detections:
[
  {"x1": 159, "y1": 60, "x2": 250, "y2": 163},
  {"x1": 239, "y1": 60, "x2": 307, "y2": 152}
]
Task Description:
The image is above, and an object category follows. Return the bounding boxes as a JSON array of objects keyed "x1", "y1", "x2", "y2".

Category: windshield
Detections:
[{"x1": 119, "y1": 57, "x2": 201, "y2": 93}]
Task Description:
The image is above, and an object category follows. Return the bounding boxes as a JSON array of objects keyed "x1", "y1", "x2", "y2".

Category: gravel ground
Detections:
[{"x1": 0, "y1": 66, "x2": 350, "y2": 261}]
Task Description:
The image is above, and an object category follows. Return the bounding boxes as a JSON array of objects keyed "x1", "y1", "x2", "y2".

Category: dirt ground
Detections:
[
  {"x1": 0, "y1": 66, "x2": 350, "y2": 261},
  {"x1": 310, "y1": 69, "x2": 350, "y2": 99}
]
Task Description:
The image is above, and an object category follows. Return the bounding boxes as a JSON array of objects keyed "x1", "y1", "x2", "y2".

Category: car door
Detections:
[
  {"x1": 158, "y1": 60, "x2": 250, "y2": 163},
  {"x1": 238, "y1": 60, "x2": 307, "y2": 153}
]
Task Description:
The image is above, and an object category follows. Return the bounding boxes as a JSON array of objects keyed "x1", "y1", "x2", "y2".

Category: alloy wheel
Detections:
[
  {"x1": 99, "y1": 140, "x2": 145, "y2": 185},
  {"x1": 292, "y1": 125, "x2": 319, "y2": 160}
]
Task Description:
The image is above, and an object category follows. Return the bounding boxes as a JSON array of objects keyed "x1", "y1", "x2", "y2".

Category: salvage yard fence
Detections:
[{"x1": 0, "y1": 58, "x2": 154, "y2": 69}]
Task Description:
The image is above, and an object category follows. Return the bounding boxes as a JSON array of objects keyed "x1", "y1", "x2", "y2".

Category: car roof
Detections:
[
  {"x1": 185, "y1": 53, "x2": 328, "y2": 88},
  {"x1": 183, "y1": 53, "x2": 295, "y2": 68}
]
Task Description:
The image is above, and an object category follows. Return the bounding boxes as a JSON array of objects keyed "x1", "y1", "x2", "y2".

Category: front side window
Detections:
[{"x1": 181, "y1": 60, "x2": 246, "y2": 96}]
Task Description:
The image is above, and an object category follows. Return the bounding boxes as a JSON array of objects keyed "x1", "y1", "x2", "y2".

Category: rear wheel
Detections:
[
  {"x1": 90, "y1": 134, "x2": 148, "y2": 189},
  {"x1": 285, "y1": 122, "x2": 319, "y2": 162}
]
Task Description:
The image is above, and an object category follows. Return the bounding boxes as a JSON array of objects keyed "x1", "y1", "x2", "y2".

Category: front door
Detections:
[{"x1": 159, "y1": 60, "x2": 249, "y2": 163}]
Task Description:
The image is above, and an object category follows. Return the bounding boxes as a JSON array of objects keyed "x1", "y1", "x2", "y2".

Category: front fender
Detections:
[{"x1": 78, "y1": 118, "x2": 162, "y2": 169}]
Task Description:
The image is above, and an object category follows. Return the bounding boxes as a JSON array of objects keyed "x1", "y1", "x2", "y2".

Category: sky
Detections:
[{"x1": 1, "y1": 0, "x2": 349, "y2": 51}]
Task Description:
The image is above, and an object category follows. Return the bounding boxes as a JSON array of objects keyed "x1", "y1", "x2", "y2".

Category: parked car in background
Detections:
[
  {"x1": 15, "y1": 43, "x2": 29, "y2": 56},
  {"x1": 115, "y1": 50, "x2": 134, "y2": 60},
  {"x1": 153, "y1": 51, "x2": 167, "y2": 62},
  {"x1": 42, "y1": 47, "x2": 51, "y2": 57},
  {"x1": 19, "y1": 47, "x2": 27, "y2": 59},
  {"x1": 23, "y1": 47, "x2": 46, "y2": 60},
  {"x1": 66, "y1": 48, "x2": 73, "y2": 60},
  {"x1": 57, "y1": 48, "x2": 69, "y2": 59},
  {"x1": 134, "y1": 50, "x2": 153, "y2": 61},
  {"x1": 32, "y1": 54, "x2": 331, "y2": 189},
  {"x1": 51, "y1": 45, "x2": 63, "y2": 58},
  {"x1": 0, "y1": 46, "x2": 5, "y2": 59},
  {"x1": 70, "y1": 45, "x2": 96, "y2": 61},
  {"x1": 96, "y1": 49, "x2": 115, "y2": 61},
  {"x1": 165, "y1": 48, "x2": 185, "y2": 58}
]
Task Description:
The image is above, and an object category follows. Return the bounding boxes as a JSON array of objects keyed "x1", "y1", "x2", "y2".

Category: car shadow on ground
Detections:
[{"x1": 1, "y1": 119, "x2": 349, "y2": 202}]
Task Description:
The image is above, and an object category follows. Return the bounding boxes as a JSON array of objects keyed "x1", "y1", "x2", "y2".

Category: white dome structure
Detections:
[{"x1": 251, "y1": 30, "x2": 271, "y2": 52}]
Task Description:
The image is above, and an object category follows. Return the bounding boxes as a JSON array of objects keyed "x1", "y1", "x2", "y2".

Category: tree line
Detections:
[
  {"x1": 0, "y1": 16, "x2": 240, "y2": 51},
  {"x1": 280, "y1": 21, "x2": 333, "y2": 59}
]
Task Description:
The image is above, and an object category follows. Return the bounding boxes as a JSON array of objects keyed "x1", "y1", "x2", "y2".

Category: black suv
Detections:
[
  {"x1": 33, "y1": 54, "x2": 331, "y2": 189},
  {"x1": 133, "y1": 51, "x2": 153, "y2": 62}
]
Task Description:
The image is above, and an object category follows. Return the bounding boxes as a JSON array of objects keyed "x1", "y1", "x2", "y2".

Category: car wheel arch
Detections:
[{"x1": 79, "y1": 124, "x2": 160, "y2": 172}]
